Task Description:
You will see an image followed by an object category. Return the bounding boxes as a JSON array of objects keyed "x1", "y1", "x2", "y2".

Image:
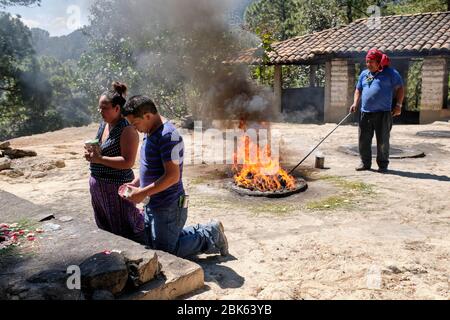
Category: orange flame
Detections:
[{"x1": 233, "y1": 121, "x2": 296, "y2": 192}]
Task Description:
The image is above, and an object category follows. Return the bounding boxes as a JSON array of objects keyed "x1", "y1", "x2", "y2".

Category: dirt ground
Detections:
[{"x1": 1, "y1": 120, "x2": 449, "y2": 300}]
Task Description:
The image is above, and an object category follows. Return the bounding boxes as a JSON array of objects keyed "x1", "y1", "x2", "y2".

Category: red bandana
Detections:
[{"x1": 366, "y1": 48, "x2": 390, "y2": 71}]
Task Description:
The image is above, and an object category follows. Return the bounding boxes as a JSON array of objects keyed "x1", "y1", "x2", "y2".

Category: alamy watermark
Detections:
[
  {"x1": 366, "y1": 264, "x2": 382, "y2": 290},
  {"x1": 66, "y1": 5, "x2": 82, "y2": 31},
  {"x1": 366, "y1": 5, "x2": 382, "y2": 30},
  {"x1": 66, "y1": 265, "x2": 81, "y2": 290},
  {"x1": 170, "y1": 121, "x2": 282, "y2": 175}
]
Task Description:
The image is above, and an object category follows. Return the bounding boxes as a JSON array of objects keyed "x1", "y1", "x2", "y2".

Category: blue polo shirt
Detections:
[
  {"x1": 356, "y1": 67, "x2": 403, "y2": 113},
  {"x1": 140, "y1": 121, "x2": 184, "y2": 209}
]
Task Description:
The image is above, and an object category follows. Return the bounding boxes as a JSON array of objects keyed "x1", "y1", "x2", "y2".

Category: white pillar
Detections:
[
  {"x1": 420, "y1": 57, "x2": 449, "y2": 124},
  {"x1": 324, "y1": 59, "x2": 355, "y2": 123}
]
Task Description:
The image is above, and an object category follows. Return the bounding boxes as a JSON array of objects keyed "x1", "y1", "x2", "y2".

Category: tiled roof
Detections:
[{"x1": 229, "y1": 11, "x2": 450, "y2": 65}]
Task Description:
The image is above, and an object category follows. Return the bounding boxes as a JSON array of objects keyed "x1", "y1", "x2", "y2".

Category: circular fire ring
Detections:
[
  {"x1": 229, "y1": 178, "x2": 308, "y2": 198},
  {"x1": 416, "y1": 130, "x2": 450, "y2": 138},
  {"x1": 338, "y1": 144, "x2": 425, "y2": 159}
]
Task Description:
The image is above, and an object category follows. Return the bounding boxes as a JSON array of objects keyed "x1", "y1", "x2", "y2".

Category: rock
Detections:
[
  {"x1": 58, "y1": 216, "x2": 73, "y2": 222},
  {"x1": 42, "y1": 223, "x2": 61, "y2": 232},
  {"x1": 54, "y1": 160, "x2": 66, "y2": 168},
  {"x1": 0, "y1": 141, "x2": 10, "y2": 149},
  {"x1": 32, "y1": 160, "x2": 65, "y2": 172},
  {"x1": 31, "y1": 283, "x2": 84, "y2": 300},
  {"x1": 118, "y1": 251, "x2": 204, "y2": 300},
  {"x1": 33, "y1": 163, "x2": 56, "y2": 171},
  {"x1": 27, "y1": 269, "x2": 68, "y2": 284},
  {"x1": 24, "y1": 271, "x2": 84, "y2": 300},
  {"x1": 92, "y1": 290, "x2": 115, "y2": 300},
  {"x1": 80, "y1": 252, "x2": 128, "y2": 295},
  {"x1": 122, "y1": 249, "x2": 159, "y2": 287},
  {"x1": 386, "y1": 265, "x2": 403, "y2": 274},
  {"x1": 2, "y1": 149, "x2": 37, "y2": 159},
  {"x1": 0, "y1": 169, "x2": 23, "y2": 178},
  {"x1": 0, "y1": 158, "x2": 11, "y2": 171},
  {"x1": 31, "y1": 172, "x2": 47, "y2": 179}
]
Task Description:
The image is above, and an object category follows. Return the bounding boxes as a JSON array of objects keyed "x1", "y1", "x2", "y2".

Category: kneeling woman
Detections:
[{"x1": 85, "y1": 82, "x2": 144, "y2": 243}]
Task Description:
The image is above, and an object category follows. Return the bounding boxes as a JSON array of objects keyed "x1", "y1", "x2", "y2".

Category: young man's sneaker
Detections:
[
  {"x1": 210, "y1": 220, "x2": 229, "y2": 256},
  {"x1": 355, "y1": 163, "x2": 371, "y2": 171},
  {"x1": 378, "y1": 167, "x2": 388, "y2": 173}
]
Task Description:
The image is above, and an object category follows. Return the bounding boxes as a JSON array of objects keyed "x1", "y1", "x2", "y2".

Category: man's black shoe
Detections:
[
  {"x1": 355, "y1": 163, "x2": 371, "y2": 171},
  {"x1": 378, "y1": 167, "x2": 388, "y2": 173}
]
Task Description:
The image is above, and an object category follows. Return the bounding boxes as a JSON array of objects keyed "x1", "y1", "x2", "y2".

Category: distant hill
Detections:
[{"x1": 30, "y1": 27, "x2": 89, "y2": 62}]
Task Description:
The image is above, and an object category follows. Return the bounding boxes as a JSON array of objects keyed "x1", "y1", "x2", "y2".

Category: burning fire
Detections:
[{"x1": 233, "y1": 121, "x2": 296, "y2": 192}]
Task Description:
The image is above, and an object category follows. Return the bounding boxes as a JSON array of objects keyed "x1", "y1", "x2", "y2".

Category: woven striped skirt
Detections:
[{"x1": 89, "y1": 176, "x2": 144, "y2": 244}]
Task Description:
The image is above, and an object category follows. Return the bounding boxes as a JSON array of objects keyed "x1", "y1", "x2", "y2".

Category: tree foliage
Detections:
[
  {"x1": 31, "y1": 28, "x2": 89, "y2": 62},
  {"x1": 245, "y1": 0, "x2": 448, "y2": 94},
  {"x1": 0, "y1": 12, "x2": 53, "y2": 139},
  {"x1": 0, "y1": 12, "x2": 90, "y2": 140},
  {"x1": 244, "y1": 0, "x2": 303, "y2": 41},
  {"x1": 0, "y1": 0, "x2": 40, "y2": 8},
  {"x1": 79, "y1": 0, "x2": 251, "y2": 121},
  {"x1": 78, "y1": 0, "x2": 190, "y2": 120}
]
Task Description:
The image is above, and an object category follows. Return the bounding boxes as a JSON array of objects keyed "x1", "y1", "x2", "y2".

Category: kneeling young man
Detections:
[{"x1": 120, "y1": 95, "x2": 228, "y2": 258}]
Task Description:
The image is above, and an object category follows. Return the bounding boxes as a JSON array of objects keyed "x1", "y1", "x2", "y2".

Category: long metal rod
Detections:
[{"x1": 288, "y1": 112, "x2": 353, "y2": 175}]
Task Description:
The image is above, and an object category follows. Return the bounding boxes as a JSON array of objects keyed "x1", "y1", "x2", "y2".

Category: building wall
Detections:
[
  {"x1": 324, "y1": 59, "x2": 355, "y2": 123},
  {"x1": 420, "y1": 56, "x2": 450, "y2": 123}
]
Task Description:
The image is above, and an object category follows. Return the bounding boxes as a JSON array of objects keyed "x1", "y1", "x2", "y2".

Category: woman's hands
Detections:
[{"x1": 84, "y1": 145, "x2": 103, "y2": 164}]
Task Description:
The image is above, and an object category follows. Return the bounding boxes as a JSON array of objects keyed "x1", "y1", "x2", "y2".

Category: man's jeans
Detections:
[
  {"x1": 359, "y1": 111, "x2": 392, "y2": 169},
  {"x1": 144, "y1": 197, "x2": 219, "y2": 258}
]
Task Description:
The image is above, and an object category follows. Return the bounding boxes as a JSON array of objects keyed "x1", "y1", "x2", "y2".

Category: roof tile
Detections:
[{"x1": 232, "y1": 11, "x2": 450, "y2": 64}]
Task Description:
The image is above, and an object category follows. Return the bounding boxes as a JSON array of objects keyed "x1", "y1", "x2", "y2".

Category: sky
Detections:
[
  {"x1": 3, "y1": 0, "x2": 253, "y2": 37},
  {"x1": 3, "y1": 0, "x2": 91, "y2": 36}
]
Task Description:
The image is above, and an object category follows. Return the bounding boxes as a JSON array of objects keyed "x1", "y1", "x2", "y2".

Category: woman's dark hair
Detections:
[
  {"x1": 102, "y1": 81, "x2": 128, "y2": 109},
  {"x1": 122, "y1": 95, "x2": 158, "y2": 118}
]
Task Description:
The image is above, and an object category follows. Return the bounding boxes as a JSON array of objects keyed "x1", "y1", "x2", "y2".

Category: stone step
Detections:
[
  {"x1": 118, "y1": 251, "x2": 204, "y2": 300},
  {"x1": 0, "y1": 190, "x2": 204, "y2": 300}
]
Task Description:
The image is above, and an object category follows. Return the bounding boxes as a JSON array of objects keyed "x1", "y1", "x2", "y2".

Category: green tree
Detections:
[
  {"x1": 0, "y1": 13, "x2": 63, "y2": 140},
  {"x1": 78, "y1": 0, "x2": 188, "y2": 120},
  {"x1": 39, "y1": 56, "x2": 91, "y2": 127},
  {"x1": 80, "y1": 0, "x2": 251, "y2": 121},
  {"x1": 384, "y1": 0, "x2": 448, "y2": 14},
  {"x1": 244, "y1": 0, "x2": 302, "y2": 41},
  {"x1": 0, "y1": 0, "x2": 40, "y2": 8}
]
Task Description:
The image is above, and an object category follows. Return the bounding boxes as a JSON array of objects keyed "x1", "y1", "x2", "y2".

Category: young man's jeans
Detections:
[
  {"x1": 359, "y1": 111, "x2": 392, "y2": 169},
  {"x1": 144, "y1": 197, "x2": 219, "y2": 258}
]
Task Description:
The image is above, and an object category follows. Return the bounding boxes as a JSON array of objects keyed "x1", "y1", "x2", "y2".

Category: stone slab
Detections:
[
  {"x1": 416, "y1": 130, "x2": 450, "y2": 138},
  {"x1": 0, "y1": 190, "x2": 203, "y2": 300},
  {"x1": 118, "y1": 250, "x2": 205, "y2": 300},
  {"x1": 338, "y1": 144, "x2": 426, "y2": 159}
]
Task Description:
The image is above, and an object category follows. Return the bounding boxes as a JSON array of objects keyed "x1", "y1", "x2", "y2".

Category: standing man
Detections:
[
  {"x1": 350, "y1": 48, "x2": 405, "y2": 173},
  {"x1": 120, "y1": 95, "x2": 229, "y2": 258}
]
